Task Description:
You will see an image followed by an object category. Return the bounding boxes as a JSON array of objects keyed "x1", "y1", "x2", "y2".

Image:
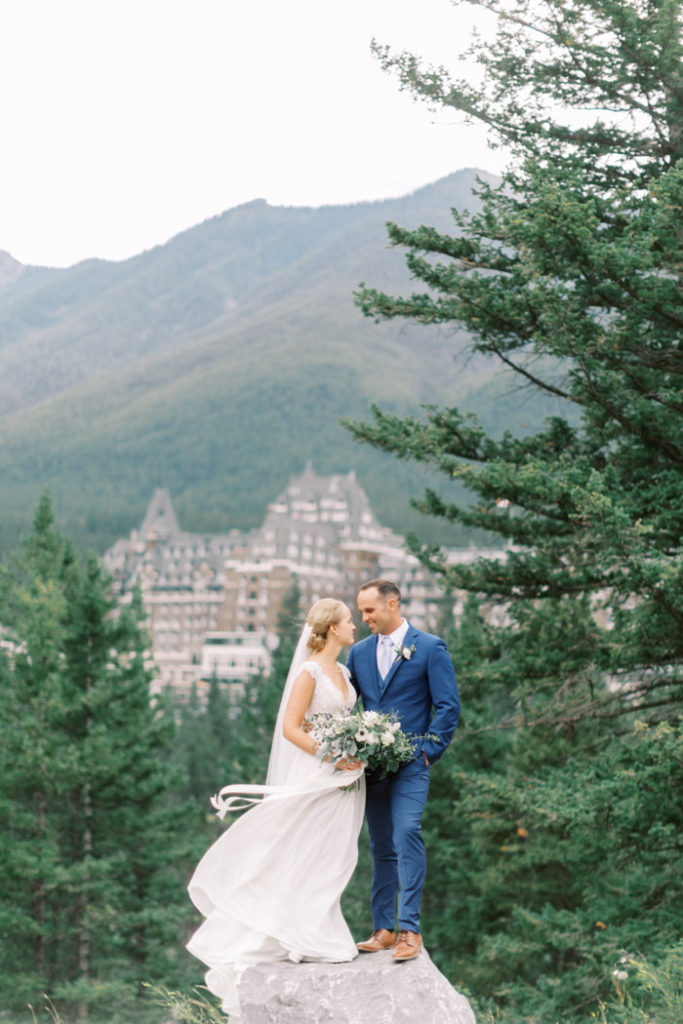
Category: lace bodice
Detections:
[{"x1": 300, "y1": 660, "x2": 356, "y2": 719}]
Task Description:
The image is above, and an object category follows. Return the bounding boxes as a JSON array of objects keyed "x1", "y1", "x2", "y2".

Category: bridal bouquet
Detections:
[{"x1": 309, "y1": 707, "x2": 417, "y2": 780}]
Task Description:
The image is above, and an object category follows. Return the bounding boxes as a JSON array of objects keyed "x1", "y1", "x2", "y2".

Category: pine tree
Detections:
[
  {"x1": 0, "y1": 492, "x2": 76, "y2": 1006},
  {"x1": 0, "y1": 498, "x2": 195, "y2": 1021},
  {"x1": 72, "y1": 581, "x2": 195, "y2": 1015},
  {"x1": 349, "y1": 0, "x2": 682, "y2": 719},
  {"x1": 345, "y1": 3, "x2": 683, "y2": 1020},
  {"x1": 178, "y1": 681, "x2": 222, "y2": 805}
]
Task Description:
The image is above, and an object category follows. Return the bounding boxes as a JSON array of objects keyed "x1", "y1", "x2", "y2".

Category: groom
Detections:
[{"x1": 346, "y1": 578, "x2": 460, "y2": 962}]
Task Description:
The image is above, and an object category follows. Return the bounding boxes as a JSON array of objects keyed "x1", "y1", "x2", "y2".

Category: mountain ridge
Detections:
[{"x1": 0, "y1": 168, "x2": 566, "y2": 554}]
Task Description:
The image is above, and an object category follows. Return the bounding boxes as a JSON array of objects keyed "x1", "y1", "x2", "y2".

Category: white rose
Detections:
[
  {"x1": 402, "y1": 647, "x2": 413, "y2": 660},
  {"x1": 390, "y1": 722, "x2": 401, "y2": 733},
  {"x1": 381, "y1": 731, "x2": 395, "y2": 747},
  {"x1": 362, "y1": 711, "x2": 381, "y2": 725}
]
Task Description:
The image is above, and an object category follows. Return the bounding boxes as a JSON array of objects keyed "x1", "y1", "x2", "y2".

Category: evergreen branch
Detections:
[
  {"x1": 572, "y1": 352, "x2": 683, "y2": 463},
  {"x1": 465, "y1": 677, "x2": 682, "y2": 732},
  {"x1": 484, "y1": 339, "x2": 574, "y2": 400}
]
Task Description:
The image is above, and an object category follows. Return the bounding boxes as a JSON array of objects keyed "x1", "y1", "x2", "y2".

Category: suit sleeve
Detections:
[{"x1": 421, "y1": 637, "x2": 460, "y2": 765}]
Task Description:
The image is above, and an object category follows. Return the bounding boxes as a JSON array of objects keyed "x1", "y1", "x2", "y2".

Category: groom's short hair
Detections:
[{"x1": 359, "y1": 578, "x2": 401, "y2": 603}]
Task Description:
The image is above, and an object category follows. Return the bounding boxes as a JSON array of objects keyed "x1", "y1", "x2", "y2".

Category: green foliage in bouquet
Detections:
[{"x1": 309, "y1": 707, "x2": 419, "y2": 779}]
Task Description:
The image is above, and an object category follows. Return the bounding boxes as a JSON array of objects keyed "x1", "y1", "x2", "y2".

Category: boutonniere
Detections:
[{"x1": 393, "y1": 643, "x2": 416, "y2": 662}]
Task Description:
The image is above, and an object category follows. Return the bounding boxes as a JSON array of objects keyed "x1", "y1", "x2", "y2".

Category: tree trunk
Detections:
[
  {"x1": 33, "y1": 791, "x2": 47, "y2": 980},
  {"x1": 77, "y1": 691, "x2": 94, "y2": 1024}
]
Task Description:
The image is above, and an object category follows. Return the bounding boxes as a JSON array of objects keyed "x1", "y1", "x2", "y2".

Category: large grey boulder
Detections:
[{"x1": 238, "y1": 948, "x2": 476, "y2": 1024}]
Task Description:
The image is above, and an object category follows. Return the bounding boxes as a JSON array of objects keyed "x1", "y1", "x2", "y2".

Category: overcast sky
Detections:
[{"x1": 1, "y1": 0, "x2": 505, "y2": 268}]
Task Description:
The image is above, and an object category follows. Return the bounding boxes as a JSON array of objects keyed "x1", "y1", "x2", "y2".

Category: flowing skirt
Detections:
[{"x1": 187, "y1": 750, "x2": 365, "y2": 1018}]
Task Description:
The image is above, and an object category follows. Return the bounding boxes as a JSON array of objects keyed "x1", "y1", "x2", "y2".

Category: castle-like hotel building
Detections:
[{"x1": 104, "y1": 465, "x2": 496, "y2": 699}]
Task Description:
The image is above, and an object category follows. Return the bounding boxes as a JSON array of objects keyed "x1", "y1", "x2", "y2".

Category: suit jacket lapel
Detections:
[{"x1": 364, "y1": 637, "x2": 382, "y2": 700}]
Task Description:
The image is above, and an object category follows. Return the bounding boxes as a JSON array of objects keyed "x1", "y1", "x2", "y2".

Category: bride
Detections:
[{"x1": 186, "y1": 598, "x2": 365, "y2": 1018}]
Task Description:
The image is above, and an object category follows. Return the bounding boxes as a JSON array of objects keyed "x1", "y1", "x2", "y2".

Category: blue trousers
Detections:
[{"x1": 365, "y1": 757, "x2": 431, "y2": 933}]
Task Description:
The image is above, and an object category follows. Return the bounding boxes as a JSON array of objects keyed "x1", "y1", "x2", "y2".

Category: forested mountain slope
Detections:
[{"x1": 0, "y1": 169, "x2": 564, "y2": 552}]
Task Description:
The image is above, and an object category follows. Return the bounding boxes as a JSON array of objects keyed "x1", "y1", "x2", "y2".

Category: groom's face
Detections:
[{"x1": 357, "y1": 587, "x2": 399, "y2": 635}]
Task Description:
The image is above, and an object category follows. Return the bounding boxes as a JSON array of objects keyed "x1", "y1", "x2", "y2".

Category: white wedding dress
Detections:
[{"x1": 186, "y1": 660, "x2": 365, "y2": 1019}]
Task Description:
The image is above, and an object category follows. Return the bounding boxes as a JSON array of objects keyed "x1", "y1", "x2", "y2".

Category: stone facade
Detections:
[{"x1": 104, "y1": 466, "x2": 503, "y2": 699}]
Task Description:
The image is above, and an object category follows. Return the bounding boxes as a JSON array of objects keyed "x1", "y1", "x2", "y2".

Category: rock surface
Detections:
[{"x1": 238, "y1": 948, "x2": 476, "y2": 1024}]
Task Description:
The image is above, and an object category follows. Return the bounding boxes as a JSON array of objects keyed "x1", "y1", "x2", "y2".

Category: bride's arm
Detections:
[
  {"x1": 283, "y1": 671, "x2": 362, "y2": 772},
  {"x1": 282, "y1": 672, "x2": 360, "y2": 771},
  {"x1": 282, "y1": 671, "x2": 319, "y2": 757}
]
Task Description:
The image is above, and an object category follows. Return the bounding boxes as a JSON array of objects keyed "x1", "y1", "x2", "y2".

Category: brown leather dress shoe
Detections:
[
  {"x1": 356, "y1": 928, "x2": 396, "y2": 952},
  {"x1": 392, "y1": 930, "x2": 423, "y2": 961}
]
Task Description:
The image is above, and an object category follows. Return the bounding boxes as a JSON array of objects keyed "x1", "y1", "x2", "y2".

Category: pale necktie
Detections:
[{"x1": 378, "y1": 635, "x2": 395, "y2": 679}]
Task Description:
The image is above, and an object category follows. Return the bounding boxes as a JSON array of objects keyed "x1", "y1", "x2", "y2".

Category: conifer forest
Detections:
[{"x1": 1, "y1": 2, "x2": 681, "y2": 1022}]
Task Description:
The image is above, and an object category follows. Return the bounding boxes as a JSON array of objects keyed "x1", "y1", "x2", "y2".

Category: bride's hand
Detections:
[{"x1": 336, "y1": 757, "x2": 362, "y2": 771}]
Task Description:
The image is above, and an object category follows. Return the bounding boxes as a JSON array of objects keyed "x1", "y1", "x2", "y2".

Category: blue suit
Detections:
[{"x1": 346, "y1": 624, "x2": 460, "y2": 932}]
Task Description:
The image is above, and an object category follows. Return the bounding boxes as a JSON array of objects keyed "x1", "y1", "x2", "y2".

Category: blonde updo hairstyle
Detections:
[{"x1": 306, "y1": 598, "x2": 346, "y2": 653}]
